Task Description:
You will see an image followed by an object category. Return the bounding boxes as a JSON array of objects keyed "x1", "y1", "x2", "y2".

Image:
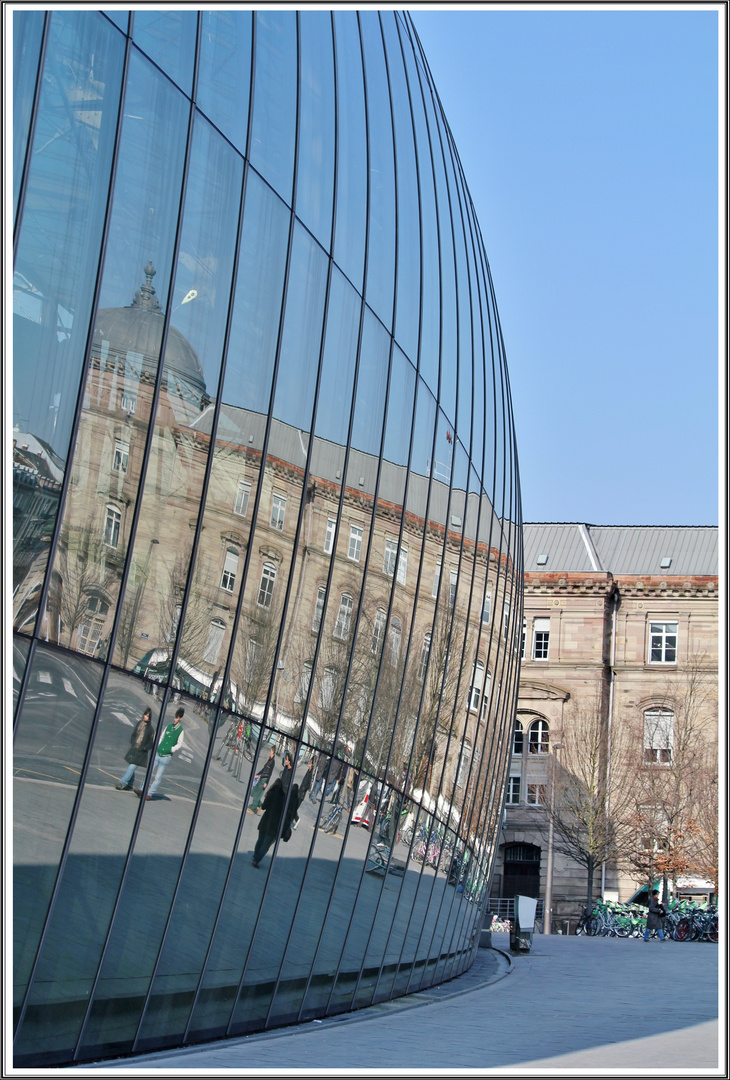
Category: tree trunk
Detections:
[{"x1": 586, "y1": 855, "x2": 595, "y2": 910}]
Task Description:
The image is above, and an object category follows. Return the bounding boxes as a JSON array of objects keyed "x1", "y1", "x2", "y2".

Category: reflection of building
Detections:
[
  {"x1": 13, "y1": 10, "x2": 521, "y2": 1066},
  {"x1": 492, "y1": 524, "x2": 718, "y2": 924}
]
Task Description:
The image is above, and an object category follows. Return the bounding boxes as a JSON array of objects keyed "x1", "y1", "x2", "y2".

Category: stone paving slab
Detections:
[{"x1": 71, "y1": 936, "x2": 721, "y2": 1075}]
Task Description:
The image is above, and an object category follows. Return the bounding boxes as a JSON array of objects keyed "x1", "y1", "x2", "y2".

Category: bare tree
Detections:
[
  {"x1": 544, "y1": 698, "x2": 634, "y2": 910},
  {"x1": 618, "y1": 654, "x2": 718, "y2": 900},
  {"x1": 54, "y1": 523, "x2": 114, "y2": 651}
]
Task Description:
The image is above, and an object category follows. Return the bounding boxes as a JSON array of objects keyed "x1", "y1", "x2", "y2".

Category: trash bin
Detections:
[{"x1": 510, "y1": 895, "x2": 538, "y2": 953}]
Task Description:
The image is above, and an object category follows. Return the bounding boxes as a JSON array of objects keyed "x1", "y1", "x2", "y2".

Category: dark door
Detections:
[{"x1": 502, "y1": 843, "x2": 541, "y2": 898}]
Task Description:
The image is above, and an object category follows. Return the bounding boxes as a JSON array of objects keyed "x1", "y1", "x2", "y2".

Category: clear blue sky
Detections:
[{"x1": 413, "y1": 9, "x2": 719, "y2": 527}]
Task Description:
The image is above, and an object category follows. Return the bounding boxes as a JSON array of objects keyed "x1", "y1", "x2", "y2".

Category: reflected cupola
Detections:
[{"x1": 92, "y1": 263, "x2": 208, "y2": 417}]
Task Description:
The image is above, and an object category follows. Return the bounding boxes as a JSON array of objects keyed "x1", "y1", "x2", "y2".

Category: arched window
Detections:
[
  {"x1": 257, "y1": 563, "x2": 276, "y2": 608},
  {"x1": 512, "y1": 718, "x2": 524, "y2": 756},
  {"x1": 528, "y1": 718, "x2": 549, "y2": 754},
  {"x1": 417, "y1": 632, "x2": 431, "y2": 681},
  {"x1": 643, "y1": 709, "x2": 673, "y2": 764},
  {"x1": 333, "y1": 593, "x2": 353, "y2": 639},
  {"x1": 204, "y1": 618, "x2": 226, "y2": 664}
]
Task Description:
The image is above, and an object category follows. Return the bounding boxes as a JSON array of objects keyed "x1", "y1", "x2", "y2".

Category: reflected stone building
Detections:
[{"x1": 12, "y1": 10, "x2": 522, "y2": 1066}]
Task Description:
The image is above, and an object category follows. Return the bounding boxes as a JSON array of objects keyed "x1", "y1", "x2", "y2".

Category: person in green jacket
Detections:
[{"x1": 136, "y1": 706, "x2": 185, "y2": 800}]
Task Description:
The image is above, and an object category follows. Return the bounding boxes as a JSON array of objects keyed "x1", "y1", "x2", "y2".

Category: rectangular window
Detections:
[
  {"x1": 204, "y1": 619, "x2": 226, "y2": 664},
  {"x1": 312, "y1": 586, "x2": 326, "y2": 632},
  {"x1": 120, "y1": 392, "x2": 136, "y2": 414},
  {"x1": 397, "y1": 546, "x2": 408, "y2": 586},
  {"x1": 649, "y1": 621, "x2": 678, "y2": 664},
  {"x1": 257, "y1": 564, "x2": 276, "y2": 608},
  {"x1": 417, "y1": 632, "x2": 431, "y2": 681},
  {"x1": 270, "y1": 493, "x2": 286, "y2": 531},
  {"x1": 348, "y1": 524, "x2": 363, "y2": 562},
  {"x1": 643, "y1": 709, "x2": 674, "y2": 764},
  {"x1": 295, "y1": 662, "x2": 312, "y2": 703},
  {"x1": 104, "y1": 506, "x2": 121, "y2": 548},
  {"x1": 324, "y1": 517, "x2": 336, "y2": 554},
  {"x1": 319, "y1": 667, "x2": 336, "y2": 711},
  {"x1": 506, "y1": 775, "x2": 521, "y2": 805},
  {"x1": 234, "y1": 479, "x2": 251, "y2": 516},
  {"x1": 333, "y1": 593, "x2": 353, "y2": 639},
  {"x1": 449, "y1": 568, "x2": 458, "y2": 607},
  {"x1": 502, "y1": 599, "x2": 511, "y2": 641},
  {"x1": 521, "y1": 619, "x2": 526, "y2": 659},
  {"x1": 456, "y1": 741, "x2": 472, "y2": 788},
  {"x1": 383, "y1": 539, "x2": 407, "y2": 585},
  {"x1": 469, "y1": 660, "x2": 484, "y2": 712},
  {"x1": 526, "y1": 783, "x2": 546, "y2": 806},
  {"x1": 482, "y1": 591, "x2": 492, "y2": 625},
  {"x1": 388, "y1": 618, "x2": 401, "y2": 666},
  {"x1": 113, "y1": 439, "x2": 129, "y2": 473},
  {"x1": 532, "y1": 617, "x2": 550, "y2": 660},
  {"x1": 432, "y1": 563, "x2": 441, "y2": 598},
  {"x1": 245, "y1": 639, "x2": 260, "y2": 681},
  {"x1": 166, "y1": 604, "x2": 181, "y2": 643},
  {"x1": 220, "y1": 548, "x2": 239, "y2": 591},
  {"x1": 371, "y1": 609, "x2": 386, "y2": 654}
]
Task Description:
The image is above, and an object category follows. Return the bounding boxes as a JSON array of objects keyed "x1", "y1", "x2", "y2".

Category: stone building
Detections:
[{"x1": 491, "y1": 522, "x2": 718, "y2": 922}]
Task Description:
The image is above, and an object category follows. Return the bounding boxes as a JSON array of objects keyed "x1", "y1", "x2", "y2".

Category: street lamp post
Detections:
[{"x1": 543, "y1": 740, "x2": 564, "y2": 935}]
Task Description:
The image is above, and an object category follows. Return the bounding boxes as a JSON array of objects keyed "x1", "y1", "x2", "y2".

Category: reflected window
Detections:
[
  {"x1": 388, "y1": 617, "x2": 401, "y2": 666},
  {"x1": 295, "y1": 661, "x2": 312, "y2": 703},
  {"x1": 643, "y1": 709, "x2": 673, "y2": 765},
  {"x1": 417, "y1": 632, "x2": 431, "y2": 681},
  {"x1": 506, "y1": 775, "x2": 521, "y2": 805},
  {"x1": 104, "y1": 505, "x2": 121, "y2": 548},
  {"x1": 649, "y1": 621, "x2": 678, "y2": 664},
  {"x1": 113, "y1": 439, "x2": 129, "y2": 474},
  {"x1": 257, "y1": 563, "x2": 277, "y2": 608},
  {"x1": 271, "y1": 493, "x2": 286, "y2": 531},
  {"x1": 220, "y1": 548, "x2": 239, "y2": 592},
  {"x1": 521, "y1": 619, "x2": 527, "y2": 659},
  {"x1": 528, "y1": 719, "x2": 549, "y2": 755},
  {"x1": 469, "y1": 661, "x2": 484, "y2": 713},
  {"x1": 371, "y1": 608, "x2": 386, "y2": 654},
  {"x1": 319, "y1": 667, "x2": 336, "y2": 710},
  {"x1": 527, "y1": 783, "x2": 546, "y2": 806},
  {"x1": 449, "y1": 569, "x2": 458, "y2": 608},
  {"x1": 234, "y1": 479, "x2": 251, "y2": 516},
  {"x1": 333, "y1": 593, "x2": 353, "y2": 640},
  {"x1": 324, "y1": 517, "x2": 336, "y2": 553},
  {"x1": 432, "y1": 563, "x2": 441, "y2": 598},
  {"x1": 120, "y1": 391, "x2": 136, "y2": 414},
  {"x1": 77, "y1": 597, "x2": 109, "y2": 656},
  {"x1": 503, "y1": 599, "x2": 511, "y2": 641},
  {"x1": 513, "y1": 719, "x2": 524, "y2": 755},
  {"x1": 312, "y1": 586, "x2": 326, "y2": 632},
  {"x1": 245, "y1": 639, "x2": 260, "y2": 679},
  {"x1": 166, "y1": 604, "x2": 181, "y2": 643},
  {"x1": 456, "y1": 740, "x2": 472, "y2": 787},
  {"x1": 533, "y1": 618, "x2": 550, "y2": 660},
  {"x1": 384, "y1": 538, "x2": 407, "y2": 585},
  {"x1": 204, "y1": 618, "x2": 226, "y2": 664},
  {"x1": 348, "y1": 524, "x2": 363, "y2": 562},
  {"x1": 482, "y1": 591, "x2": 492, "y2": 624}
]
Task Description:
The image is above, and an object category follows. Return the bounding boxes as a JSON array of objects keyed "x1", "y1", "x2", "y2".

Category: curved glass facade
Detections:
[{"x1": 12, "y1": 10, "x2": 522, "y2": 1066}]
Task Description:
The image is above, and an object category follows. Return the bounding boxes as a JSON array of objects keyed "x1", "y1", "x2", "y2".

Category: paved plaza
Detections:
[{"x1": 72, "y1": 933, "x2": 721, "y2": 1074}]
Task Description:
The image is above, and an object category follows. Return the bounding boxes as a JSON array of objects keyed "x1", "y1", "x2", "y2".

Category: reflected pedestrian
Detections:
[
  {"x1": 252, "y1": 778, "x2": 285, "y2": 867},
  {"x1": 280, "y1": 750, "x2": 293, "y2": 793},
  {"x1": 136, "y1": 706, "x2": 184, "y2": 801},
  {"x1": 249, "y1": 746, "x2": 276, "y2": 814},
  {"x1": 116, "y1": 707, "x2": 155, "y2": 790}
]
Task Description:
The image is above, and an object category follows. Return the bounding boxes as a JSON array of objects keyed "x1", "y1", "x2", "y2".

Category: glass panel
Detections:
[
  {"x1": 185, "y1": 729, "x2": 291, "y2": 1040},
  {"x1": 14, "y1": 671, "x2": 172, "y2": 1062},
  {"x1": 41, "y1": 50, "x2": 189, "y2": 662},
  {"x1": 400, "y1": 31, "x2": 438, "y2": 395},
  {"x1": 12, "y1": 635, "x2": 30, "y2": 717},
  {"x1": 197, "y1": 11, "x2": 252, "y2": 154},
  {"x1": 250, "y1": 10, "x2": 297, "y2": 204},
  {"x1": 76, "y1": 693, "x2": 211, "y2": 1059},
  {"x1": 332, "y1": 11, "x2": 366, "y2": 292},
  {"x1": 134, "y1": 707, "x2": 261, "y2": 1050},
  {"x1": 12, "y1": 9, "x2": 45, "y2": 223},
  {"x1": 384, "y1": 14, "x2": 420, "y2": 366},
  {"x1": 102, "y1": 10, "x2": 128, "y2": 33},
  {"x1": 132, "y1": 9, "x2": 197, "y2": 96},
  {"x1": 425, "y1": 88, "x2": 456, "y2": 427},
  {"x1": 296, "y1": 12, "x2": 335, "y2": 248},
  {"x1": 351, "y1": 309, "x2": 389, "y2": 458},
  {"x1": 111, "y1": 115, "x2": 243, "y2": 674},
  {"x1": 361, "y1": 14, "x2": 395, "y2": 331},
  {"x1": 13, "y1": 647, "x2": 103, "y2": 1027},
  {"x1": 272, "y1": 222, "x2": 329, "y2": 431},
  {"x1": 222, "y1": 170, "x2": 291, "y2": 419},
  {"x1": 12, "y1": 11, "x2": 124, "y2": 634}
]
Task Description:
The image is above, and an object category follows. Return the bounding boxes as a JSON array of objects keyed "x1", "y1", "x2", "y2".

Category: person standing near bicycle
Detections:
[
  {"x1": 643, "y1": 890, "x2": 667, "y2": 941},
  {"x1": 248, "y1": 745, "x2": 276, "y2": 814}
]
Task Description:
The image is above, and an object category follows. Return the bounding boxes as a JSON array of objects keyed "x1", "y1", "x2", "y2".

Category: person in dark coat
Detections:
[
  {"x1": 280, "y1": 750, "x2": 293, "y2": 793},
  {"x1": 115, "y1": 708, "x2": 155, "y2": 789},
  {"x1": 248, "y1": 745, "x2": 276, "y2": 814},
  {"x1": 643, "y1": 890, "x2": 667, "y2": 940},
  {"x1": 293, "y1": 760, "x2": 314, "y2": 827},
  {"x1": 252, "y1": 778, "x2": 286, "y2": 867}
]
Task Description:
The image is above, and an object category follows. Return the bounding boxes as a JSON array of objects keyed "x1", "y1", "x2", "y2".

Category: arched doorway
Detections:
[{"x1": 502, "y1": 842, "x2": 541, "y2": 898}]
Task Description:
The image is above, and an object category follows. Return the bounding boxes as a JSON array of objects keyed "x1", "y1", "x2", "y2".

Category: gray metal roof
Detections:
[{"x1": 523, "y1": 524, "x2": 718, "y2": 576}]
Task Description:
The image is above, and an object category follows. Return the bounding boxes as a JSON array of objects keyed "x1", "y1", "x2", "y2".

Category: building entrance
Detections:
[{"x1": 502, "y1": 843, "x2": 541, "y2": 898}]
